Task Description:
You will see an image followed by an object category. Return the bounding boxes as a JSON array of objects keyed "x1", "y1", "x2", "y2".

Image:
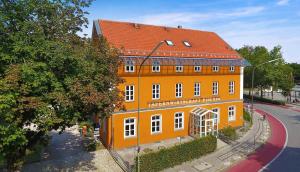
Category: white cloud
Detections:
[
  {"x1": 135, "y1": 6, "x2": 265, "y2": 26},
  {"x1": 277, "y1": 0, "x2": 289, "y2": 6}
]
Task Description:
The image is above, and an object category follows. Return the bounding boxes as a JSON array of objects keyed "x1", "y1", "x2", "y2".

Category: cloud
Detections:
[
  {"x1": 135, "y1": 6, "x2": 265, "y2": 26},
  {"x1": 277, "y1": 0, "x2": 289, "y2": 6}
]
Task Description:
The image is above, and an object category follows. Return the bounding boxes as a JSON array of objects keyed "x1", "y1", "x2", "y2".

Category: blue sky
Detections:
[{"x1": 81, "y1": 0, "x2": 300, "y2": 63}]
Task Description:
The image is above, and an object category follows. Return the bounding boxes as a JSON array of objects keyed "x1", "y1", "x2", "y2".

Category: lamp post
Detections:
[
  {"x1": 250, "y1": 58, "x2": 281, "y2": 121},
  {"x1": 137, "y1": 41, "x2": 165, "y2": 172}
]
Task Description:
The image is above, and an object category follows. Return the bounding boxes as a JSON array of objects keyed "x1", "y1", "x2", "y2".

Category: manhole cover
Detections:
[{"x1": 194, "y1": 162, "x2": 212, "y2": 171}]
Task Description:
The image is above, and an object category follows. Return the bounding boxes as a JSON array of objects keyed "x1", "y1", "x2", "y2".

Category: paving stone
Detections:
[{"x1": 193, "y1": 162, "x2": 212, "y2": 171}]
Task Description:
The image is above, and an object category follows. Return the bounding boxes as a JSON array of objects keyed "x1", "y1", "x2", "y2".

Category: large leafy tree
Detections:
[
  {"x1": 238, "y1": 45, "x2": 294, "y2": 98},
  {"x1": 0, "y1": 0, "x2": 122, "y2": 170}
]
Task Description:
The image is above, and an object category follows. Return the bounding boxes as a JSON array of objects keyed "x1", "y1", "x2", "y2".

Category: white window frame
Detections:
[
  {"x1": 212, "y1": 81, "x2": 218, "y2": 95},
  {"x1": 176, "y1": 65, "x2": 183, "y2": 72},
  {"x1": 125, "y1": 60, "x2": 135, "y2": 72},
  {"x1": 152, "y1": 84, "x2": 160, "y2": 100},
  {"x1": 166, "y1": 40, "x2": 174, "y2": 46},
  {"x1": 228, "y1": 106, "x2": 236, "y2": 121},
  {"x1": 212, "y1": 108, "x2": 220, "y2": 124},
  {"x1": 183, "y1": 41, "x2": 191, "y2": 47},
  {"x1": 229, "y1": 81, "x2": 235, "y2": 94},
  {"x1": 152, "y1": 61, "x2": 160, "y2": 72},
  {"x1": 174, "y1": 112, "x2": 184, "y2": 130},
  {"x1": 229, "y1": 66, "x2": 235, "y2": 72},
  {"x1": 125, "y1": 85, "x2": 134, "y2": 102},
  {"x1": 151, "y1": 115, "x2": 162, "y2": 134},
  {"x1": 194, "y1": 66, "x2": 201, "y2": 72},
  {"x1": 194, "y1": 82, "x2": 200, "y2": 96},
  {"x1": 124, "y1": 118, "x2": 136, "y2": 138},
  {"x1": 175, "y1": 83, "x2": 183, "y2": 98},
  {"x1": 212, "y1": 66, "x2": 219, "y2": 72}
]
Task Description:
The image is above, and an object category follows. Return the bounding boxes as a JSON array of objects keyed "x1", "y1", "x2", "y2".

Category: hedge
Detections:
[
  {"x1": 219, "y1": 126, "x2": 238, "y2": 140},
  {"x1": 243, "y1": 109, "x2": 252, "y2": 123},
  {"x1": 137, "y1": 135, "x2": 217, "y2": 172},
  {"x1": 243, "y1": 94, "x2": 285, "y2": 105}
]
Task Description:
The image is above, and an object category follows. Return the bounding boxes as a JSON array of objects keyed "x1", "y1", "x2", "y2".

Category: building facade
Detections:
[{"x1": 92, "y1": 20, "x2": 245, "y2": 149}]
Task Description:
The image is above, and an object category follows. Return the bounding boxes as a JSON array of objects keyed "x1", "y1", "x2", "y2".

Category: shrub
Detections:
[
  {"x1": 243, "y1": 109, "x2": 252, "y2": 123},
  {"x1": 82, "y1": 137, "x2": 104, "y2": 151},
  {"x1": 243, "y1": 94, "x2": 285, "y2": 105},
  {"x1": 219, "y1": 126, "x2": 237, "y2": 140},
  {"x1": 137, "y1": 135, "x2": 217, "y2": 172}
]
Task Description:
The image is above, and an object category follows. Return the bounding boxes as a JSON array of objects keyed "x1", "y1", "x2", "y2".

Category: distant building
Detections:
[{"x1": 92, "y1": 20, "x2": 245, "y2": 149}]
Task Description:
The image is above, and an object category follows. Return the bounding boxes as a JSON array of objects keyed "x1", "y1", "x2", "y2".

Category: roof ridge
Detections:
[{"x1": 98, "y1": 19, "x2": 215, "y2": 34}]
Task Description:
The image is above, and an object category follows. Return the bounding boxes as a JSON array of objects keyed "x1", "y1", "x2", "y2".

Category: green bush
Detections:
[
  {"x1": 137, "y1": 135, "x2": 217, "y2": 172},
  {"x1": 82, "y1": 137, "x2": 104, "y2": 151},
  {"x1": 219, "y1": 126, "x2": 237, "y2": 140},
  {"x1": 243, "y1": 109, "x2": 252, "y2": 123},
  {"x1": 244, "y1": 94, "x2": 285, "y2": 105}
]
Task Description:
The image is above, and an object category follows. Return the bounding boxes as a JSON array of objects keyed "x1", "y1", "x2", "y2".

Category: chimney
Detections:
[
  {"x1": 133, "y1": 23, "x2": 140, "y2": 29},
  {"x1": 177, "y1": 25, "x2": 182, "y2": 29}
]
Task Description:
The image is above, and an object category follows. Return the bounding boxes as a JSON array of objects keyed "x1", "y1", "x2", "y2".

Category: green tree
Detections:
[
  {"x1": 0, "y1": 0, "x2": 122, "y2": 170},
  {"x1": 289, "y1": 63, "x2": 300, "y2": 84}
]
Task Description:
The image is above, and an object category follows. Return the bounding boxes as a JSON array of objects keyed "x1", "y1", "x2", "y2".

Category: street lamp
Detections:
[
  {"x1": 136, "y1": 41, "x2": 165, "y2": 172},
  {"x1": 250, "y1": 58, "x2": 281, "y2": 121}
]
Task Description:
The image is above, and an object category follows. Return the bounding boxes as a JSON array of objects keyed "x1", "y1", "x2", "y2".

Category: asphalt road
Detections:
[{"x1": 255, "y1": 103, "x2": 300, "y2": 172}]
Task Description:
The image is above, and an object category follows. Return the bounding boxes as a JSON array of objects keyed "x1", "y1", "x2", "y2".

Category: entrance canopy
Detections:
[{"x1": 190, "y1": 107, "x2": 218, "y2": 138}]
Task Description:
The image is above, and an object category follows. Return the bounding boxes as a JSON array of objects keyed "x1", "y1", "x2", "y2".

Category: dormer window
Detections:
[
  {"x1": 165, "y1": 40, "x2": 174, "y2": 46},
  {"x1": 125, "y1": 60, "x2": 135, "y2": 72},
  {"x1": 183, "y1": 41, "x2": 191, "y2": 47},
  {"x1": 152, "y1": 61, "x2": 160, "y2": 72}
]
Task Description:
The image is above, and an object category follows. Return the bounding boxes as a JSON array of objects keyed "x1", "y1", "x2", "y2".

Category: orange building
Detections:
[{"x1": 92, "y1": 20, "x2": 245, "y2": 149}]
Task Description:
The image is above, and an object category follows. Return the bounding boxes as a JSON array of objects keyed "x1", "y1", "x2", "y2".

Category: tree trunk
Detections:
[
  {"x1": 260, "y1": 87, "x2": 263, "y2": 98},
  {"x1": 248, "y1": 88, "x2": 251, "y2": 96},
  {"x1": 271, "y1": 90, "x2": 274, "y2": 100}
]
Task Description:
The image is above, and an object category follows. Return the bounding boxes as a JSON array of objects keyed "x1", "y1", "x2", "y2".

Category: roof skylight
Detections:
[
  {"x1": 183, "y1": 41, "x2": 191, "y2": 47},
  {"x1": 165, "y1": 40, "x2": 174, "y2": 46}
]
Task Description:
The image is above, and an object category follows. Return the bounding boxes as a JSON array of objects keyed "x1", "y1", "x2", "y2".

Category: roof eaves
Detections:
[{"x1": 93, "y1": 20, "x2": 102, "y2": 35}]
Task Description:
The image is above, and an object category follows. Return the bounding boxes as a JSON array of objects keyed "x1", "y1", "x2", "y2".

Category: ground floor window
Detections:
[
  {"x1": 228, "y1": 106, "x2": 236, "y2": 121},
  {"x1": 174, "y1": 112, "x2": 184, "y2": 130},
  {"x1": 212, "y1": 108, "x2": 220, "y2": 124},
  {"x1": 124, "y1": 118, "x2": 136, "y2": 138},
  {"x1": 151, "y1": 115, "x2": 162, "y2": 134}
]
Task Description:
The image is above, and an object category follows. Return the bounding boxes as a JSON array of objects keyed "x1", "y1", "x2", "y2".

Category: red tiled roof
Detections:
[{"x1": 96, "y1": 20, "x2": 241, "y2": 59}]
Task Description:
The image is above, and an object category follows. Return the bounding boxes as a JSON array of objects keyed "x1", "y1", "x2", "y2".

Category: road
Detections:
[{"x1": 255, "y1": 103, "x2": 300, "y2": 172}]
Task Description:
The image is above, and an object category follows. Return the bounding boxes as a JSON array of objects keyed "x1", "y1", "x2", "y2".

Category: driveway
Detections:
[
  {"x1": 255, "y1": 103, "x2": 300, "y2": 172},
  {"x1": 22, "y1": 126, "x2": 122, "y2": 172}
]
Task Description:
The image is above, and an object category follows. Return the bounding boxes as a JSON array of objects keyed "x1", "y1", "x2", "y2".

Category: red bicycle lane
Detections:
[{"x1": 227, "y1": 109, "x2": 287, "y2": 172}]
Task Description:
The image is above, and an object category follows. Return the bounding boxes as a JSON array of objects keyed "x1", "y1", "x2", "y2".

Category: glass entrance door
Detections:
[{"x1": 205, "y1": 119, "x2": 214, "y2": 136}]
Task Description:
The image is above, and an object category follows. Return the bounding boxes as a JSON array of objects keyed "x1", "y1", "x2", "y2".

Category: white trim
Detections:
[
  {"x1": 174, "y1": 112, "x2": 184, "y2": 130},
  {"x1": 212, "y1": 107, "x2": 220, "y2": 124},
  {"x1": 229, "y1": 66, "x2": 235, "y2": 72},
  {"x1": 258, "y1": 111, "x2": 288, "y2": 172},
  {"x1": 151, "y1": 114, "x2": 162, "y2": 134},
  {"x1": 125, "y1": 85, "x2": 134, "y2": 102},
  {"x1": 113, "y1": 99, "x2": 243, "y2": 115},
  {"x1": 194, "y1": 82, "x2": 200, "y2": 96},
  {"x1": 175, "y1": 65, "x2": 184, "y2": 72},
  {"x1": 175, "y1": 83, "x2": 183, "y2": 98},
  {"x1": 194, "y1": 65, "x2": 201, "y2": 72},
  {"x1": 124, "y1": 117, "x2": 136, "y2": 138},
  {"x1": 152, "y1": 61, "x2": 160, "y2": 72},
  {"x1": 212, "y1": 66, "x2": 219, "y2": 72},
  {"x1": 212, "y1": 81, "x2": 219, "y2": 95},
  {"x1": 152, "y1": 84, "x2": 160, "y2": 100},
  {"x1": 229, "y1": 81, "x2": 235, "y2": 94},
  {"x1": 240, "y1": 67, "x2": 244, "y2": 99},
  {"x1": 228, "y1": 105, "x2": 236, "y2": 121}
]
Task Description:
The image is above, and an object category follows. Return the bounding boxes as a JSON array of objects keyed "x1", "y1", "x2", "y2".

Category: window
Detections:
[
  {"x1": 125, "y1": 60, "x2": 135, "y2": 72},
  {"x1": 229, "y1": 66, "x2": 235, "y2": 72},
  {"x1": 212, "y1": 82, "x2": 218, "y2": 95},
  {"x1": 176, "y1": 65, "x2": 183, "y2": 72},
  {"x1": 212, "y1": 66, "x2": 219, "y2": 72},
  {"x1": 124, "y1": 118, "x2": 136, "y2": 138},
  {"x1": 194, "y1": 82, "x2": 200, "y2": 96},
  {"x1": 125, "y1": 85, "x2": 134, "y2": 101},
  {"x1": 166, "y1": 40, "x2": 174, "y2": 46},
  {"x1": 175, "y1": 83, "x2": 183, "y2": 98},
  {"x1": 151, "y1": 115, "x2": 162, "y2": 134},
  {"x1": 152, "y1": 61, "x2": 160, "y2": 72},
  {"x1": 174, "y1": 112, "x2": 184, "y2": 130},
  {"x1": 152, "y1": 84, "x2": 160, "y2": 100},
  {"x1": 194, "y1": 66, "x2": 201, "y2": 72},
  {"x1": 229, "y1": 81, "x2": 235, "y2": 94},
  {"x1": 228, "y1": 106, "x2": 236, "y2": 121},
  {"x1": 212, "y1": 108, "x2": 220, "y2": 124},
  {"x1": 183, "y1": 41, "x2": 191, "y2": 47}
]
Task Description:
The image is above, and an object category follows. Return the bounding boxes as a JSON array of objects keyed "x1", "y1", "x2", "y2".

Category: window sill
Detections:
[
  {"x1": 151, "y1": 131, "x2": 162, "y2": 135},
  {"x1": 125, "y1": 100, "x2": 135, "y2": 103},
  {"x1": 124, "y1": 136, "x2": 137, "y2": 139},
  {"x1": 174, "y1": 128, "x2": 184, "y2": 131}
]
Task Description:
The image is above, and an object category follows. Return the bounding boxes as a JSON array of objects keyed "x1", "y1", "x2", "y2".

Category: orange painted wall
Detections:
[{"x1": 101, "y1": 65, "x2": 244, "y2": 149}]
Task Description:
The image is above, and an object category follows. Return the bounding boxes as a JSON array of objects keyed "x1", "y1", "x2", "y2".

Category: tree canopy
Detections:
[
  {"x1": 237, "y1": 45, "x2": 294, "y2": 97},
  {"x1": 0, "y1": 0, "x2": 122, "y2": 170}
]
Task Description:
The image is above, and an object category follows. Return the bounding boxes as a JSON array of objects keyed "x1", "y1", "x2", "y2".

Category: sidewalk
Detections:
[{"x1": 164, "y1": 111, "x2": 271, "y2": 172}]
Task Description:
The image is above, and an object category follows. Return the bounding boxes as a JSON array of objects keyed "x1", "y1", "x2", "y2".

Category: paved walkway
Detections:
[
  {"x1": 22, "y1": 126, "x2": 122, "y2": 172},
  {"x1": 164, "y1": 111, "x2": 270, "y2": 172},
  {"x1": 228, "y1": 109, "x2": 287, "y2": 172}
]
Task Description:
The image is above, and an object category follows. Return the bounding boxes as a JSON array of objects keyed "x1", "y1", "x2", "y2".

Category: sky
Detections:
[{"x1": 80, "y1": 0, "x2": 300, "y2": 63}]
